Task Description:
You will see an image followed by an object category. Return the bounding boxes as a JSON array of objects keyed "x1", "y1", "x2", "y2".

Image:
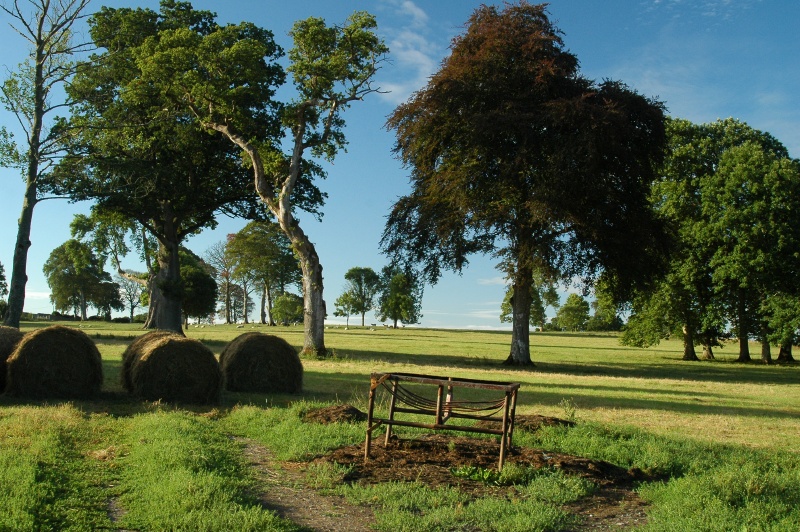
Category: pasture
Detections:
[{"x1": 1, "y1": 322, "x2": 799, "y2": 531}]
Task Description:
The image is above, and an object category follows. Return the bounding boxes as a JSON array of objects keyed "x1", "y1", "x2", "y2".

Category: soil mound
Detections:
[
  {"x1": 129, "y1": 335, "x2": 221, "y2": 404},
  {"x1": 5, "y1": 325, "x2": 103, "y2": 399},
  {"x1": 475, "y1": 414, "x2": 576, "y2": 433},
  {"x1": 0, "y1": 325, "x2": 25, "y2": 393},
  {"x1": 219, "y1": 332, "x2": 303, "y2": 393},
  {"x1": 302, "y1": 404, "x2": 367, "y2": 424}
]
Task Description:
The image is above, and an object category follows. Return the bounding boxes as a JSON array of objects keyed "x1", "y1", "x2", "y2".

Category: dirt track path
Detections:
[{"x1": 239, "y1": 438, "x2": 376, "y2": 532}]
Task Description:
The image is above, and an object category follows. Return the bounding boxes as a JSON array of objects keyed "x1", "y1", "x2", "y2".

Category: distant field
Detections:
[
  {"x1": 37, "y1": 320, "x2": 797, "y2": 450},
  {"x1": 2, "y1": 321, "x2": 799, "y2": 530}
]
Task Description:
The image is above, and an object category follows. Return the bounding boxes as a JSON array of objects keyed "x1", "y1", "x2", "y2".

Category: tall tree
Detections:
[
  {"x1": 1, "y1": 0, "x2": 91, "y2": 327},
  {"x1": 341, "y1": 267, "x2": 381, "y2": 327},
  {"x1": 555, "y1": 293, "x2": 590, "y2": 332},
  {"x1": 205, "y1": 241, "x2": 236, "y2": 324},
  {"x1": 333, "y1": 291, "x2": 358, "y2": 327},
  {"x1": 377, "y1": 266, "x2": 423, "y2": 329},
  {"x1": 134, "y1": 9, "x2": 388, "y2": 356},
  {"x1": 226, "y1": 221, "x2": 301, "y2": 326},
  {"x1": 42, "y1": 239, "x2": 113, "y2": 320},
  {"x1": 382, "y1": 2, "x2": 668, "y2": 365},
  {"x1": 116, "y1": 271, "x2": 146, "y2": 322},
  {"x1": 56, "y1": 1, "x2": 274, "y2": 333},
  {"x1": 179, "y1": 248, "x2": 217, "y2": 327},
  {"x1": 626, "y1": 118, "x2": 800, "y2": 362}
]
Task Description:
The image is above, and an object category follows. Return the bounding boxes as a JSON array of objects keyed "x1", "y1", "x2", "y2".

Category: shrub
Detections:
[
  {"x1": 5, "y1": 325, "x2": 103, "y2": 399},
  {"x1": 0, "y1": 325, "x2": 25, "y2": 393},
  {"x1": 219, "y1": 332, "x2": 303, "y2": 393},
  {"x1": 128, "y1": 335, "x2": 221, "y2": 404}
]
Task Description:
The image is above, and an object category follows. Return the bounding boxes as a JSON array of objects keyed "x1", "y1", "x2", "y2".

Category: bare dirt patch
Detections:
[{"x1": 244, "y1": 406, "x2": 655, "y2": 531}]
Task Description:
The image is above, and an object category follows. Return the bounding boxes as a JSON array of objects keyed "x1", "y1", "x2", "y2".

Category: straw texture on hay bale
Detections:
[
  {"x1": 0, "y1": 325, "x2": 25, "y2": 393},
  {"x1": 219, "y1": 332, "x2": 303, "y2": 393},
  {"x1": 120, "y1": 330, "x2": 182, "y2": 392},
  {"x1": 129, "y1": 335, "x2": 221, "y2": 404},
  {"x1": 4, "y1": 325, "x2": 103, "y2": 399}
]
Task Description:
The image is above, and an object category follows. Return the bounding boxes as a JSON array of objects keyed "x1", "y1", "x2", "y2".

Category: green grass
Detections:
[{"x1": 1, "y1": 320, "x2": 799, "y2": 530}]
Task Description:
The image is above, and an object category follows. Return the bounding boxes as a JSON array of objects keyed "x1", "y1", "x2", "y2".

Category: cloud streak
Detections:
[{"x1": 377, "y1": 0, "x2": 449, "y2": 105}]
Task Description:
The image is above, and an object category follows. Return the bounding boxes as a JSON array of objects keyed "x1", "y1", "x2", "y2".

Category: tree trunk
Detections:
[
  {"x1": 777, "y1": 343, "x2": 795, "y2": 363},
  {"x1": 702, "y1": 344, "x2": 715, "y2": 360},
  {"x1": 361, "y1": 311, "x2": 366, "y2": 327},
  {"x1": 294, "y1": 230, "x2": 326, "y2": 357},
  {"x1": 79, "y1": 290, "x2": 88, "y2": 321},
  {"x1": 682, "y1": 324, "x2": 699, "y2": 361},
  {"x1": 3, "y1": 25, "x2": 47, "y2": 329},
  {"x1": 735, "y1": 289, "x2": 751, "y2": 362},
  {"x1": 142, "y1": 234, "x2": 184, "y2": 334},
  {"x1": 260, "y1": 282, "x2": 267, "y2": 324},
  {"x1": 504, "y1": 267, "x2": 534, "y2": 366},
  {"x1": 761, "y1": 341, "x2": 772, "y2": 364}
]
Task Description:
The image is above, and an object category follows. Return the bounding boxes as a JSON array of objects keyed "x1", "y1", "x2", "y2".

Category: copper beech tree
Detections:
[{"x1": 382, "y1": 2, "x2": 669, "y2": 365}]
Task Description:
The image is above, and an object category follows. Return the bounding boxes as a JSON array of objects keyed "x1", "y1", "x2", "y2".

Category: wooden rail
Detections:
[{"x1": 364, "y1": 372, "x2": 520, "y2": 469}]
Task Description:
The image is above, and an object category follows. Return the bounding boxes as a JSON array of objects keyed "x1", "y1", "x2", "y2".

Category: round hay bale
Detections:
[
  {"x1": 5, "y1": 325, "x2": 103, "y2": 399},
  {"x1": 0, "y1": 325, "x2": 25, "y2": 393},
  {"x1": 129, "y1": 335, "x2": 221, "y2": 404},
  {"x1": 120, "y1": 330, "x2": 182, "y2": 393},
  {"x1": 219, "y1": 332, "x2": 303, "y2": 393}
]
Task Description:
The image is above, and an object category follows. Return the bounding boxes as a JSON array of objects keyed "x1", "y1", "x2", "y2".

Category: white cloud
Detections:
[
  {"x1": 376, "y1": 0, "x2": 448, "y2": 105},
  {"x1": 477, "y1": 276, "x2": 506, "y2": 286},
  {"x1": 26, "y1": 291, "x2": 51, "y2": 300}
]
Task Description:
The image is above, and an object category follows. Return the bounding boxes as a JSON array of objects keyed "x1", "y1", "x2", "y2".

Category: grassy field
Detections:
[{"x1": 2, "y1": 321, "x2": 799, "y2": 530}]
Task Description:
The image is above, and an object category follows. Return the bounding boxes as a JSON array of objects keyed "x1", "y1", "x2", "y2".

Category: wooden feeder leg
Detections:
[
  {"x1": 498, "y1": 392, "x2": 513, "y2": 470},
  {"x1": 365, "y1": 383, "x2": 377, "y2": 462},
  {"x1": 384, "y1": 379, "x2": 398, "y2": 445}
]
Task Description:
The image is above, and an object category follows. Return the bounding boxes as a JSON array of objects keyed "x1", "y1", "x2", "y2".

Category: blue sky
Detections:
[{"x1": 1, "y1": 0, "x2": 798, "y2": 328}]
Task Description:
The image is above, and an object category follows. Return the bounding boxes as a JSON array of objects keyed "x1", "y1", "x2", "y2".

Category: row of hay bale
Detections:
[{"x1": 1, "y1": 325, "x2": 303, "y2": 404}]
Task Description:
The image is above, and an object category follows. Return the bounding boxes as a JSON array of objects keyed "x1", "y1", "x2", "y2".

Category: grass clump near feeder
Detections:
[
  {"x1": 220, "y1": 332, "x2": 303, "y2": 393},
  {"x1": 120, "y1": 330, "x2": 182, "y2": 393},
  {"x1": 0, "y1": 325, "x2": 25, "y2": 393},
  {"x1": 4, "y1": 325, "x2": 103, "y2": 399},
  {"x1": 129, "y1": 335, "x2": 221, "y2": 404}
]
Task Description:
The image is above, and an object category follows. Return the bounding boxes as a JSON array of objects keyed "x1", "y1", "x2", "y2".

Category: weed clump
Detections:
[
  {"x1": 5, "y1": 325, "x2": 103, "y2": 399},
  {"x1": 0, "y1": 325, "x2": 25, "y2": 393},
  {"x1": 120, "y1": 330, "x2": 182, "y2": 392},
  {"x1": 219, "y1": 332, "x2": 303, "y2": 393},
  {"x1": 129, "y1": 335, "x2": 221, "y2": 404}
]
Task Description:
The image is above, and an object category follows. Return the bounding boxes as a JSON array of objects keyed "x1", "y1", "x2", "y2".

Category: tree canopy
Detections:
[
  {"x1": 624, "y1": 117, "x2": 800, "y2": 363},
  {"x1": 43, "y1": 239, "x2": 120, "y2": 320},
  {"x1": 382, "y1": 2, "x2": 668, "y2": 364},
  {"x1": 131, "y1": 5, "x2": 388, "y2": 355},
  {"x1": 55, "y1": 1, "x2": 283, "y2": 333},
  {"x1": 1, "y1": 0, "x2": 91, "y2": 327},
  {"x1": 377, "y1": 266, "x2": 423, "y2": 329}
]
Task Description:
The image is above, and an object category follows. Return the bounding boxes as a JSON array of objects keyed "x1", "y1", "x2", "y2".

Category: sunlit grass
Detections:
[{"x1": 3, "y1": 321, "x2": 799, "y2": 530}]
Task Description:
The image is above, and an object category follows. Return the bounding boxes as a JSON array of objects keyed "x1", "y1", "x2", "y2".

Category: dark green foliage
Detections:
[
  {"x1": 5, "y1": 325, "x2": 103, "y2": 399},
  {"x1": 219, "y1": 332, "x2": 303, "y2": 393},
  {"x1": 377, "y1": 266, "x2": 423, "y2": 328},
  {"x1": 0, "y1": 325, "x2": 25, "y2": 392},
  {"x1": 128, "y1": 335, "x2": 221, "y2": 404}
]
